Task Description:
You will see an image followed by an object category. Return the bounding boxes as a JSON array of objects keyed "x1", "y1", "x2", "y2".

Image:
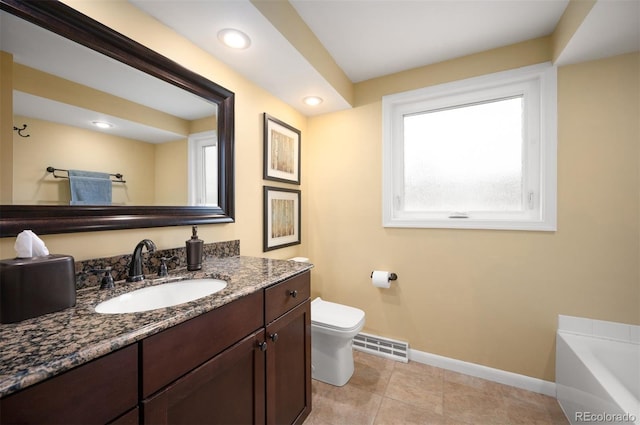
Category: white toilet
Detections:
[{"x1": 311, "y1": 297, "x2": 366, "y2": 386}]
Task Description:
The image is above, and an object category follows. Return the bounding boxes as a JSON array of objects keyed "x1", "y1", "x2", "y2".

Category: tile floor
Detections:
[{"x1": 304, "y1": 350, "x2": 569, "y2": 425}]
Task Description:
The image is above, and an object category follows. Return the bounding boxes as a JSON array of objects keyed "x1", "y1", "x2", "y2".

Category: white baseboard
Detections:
[{"x1": 409, "y1": 348, "x2": 556, "y2": 397}]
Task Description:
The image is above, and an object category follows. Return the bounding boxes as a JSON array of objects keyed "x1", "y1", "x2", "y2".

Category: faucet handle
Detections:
[
  {"x1": 158, "y1": 256, "x2": 177, "y2": 277},
  {"x1": 92, "y1": 267, "x2": 115, "y2": 290}
]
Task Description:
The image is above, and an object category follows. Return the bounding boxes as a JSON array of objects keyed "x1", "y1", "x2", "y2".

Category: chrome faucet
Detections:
[{"x1": 126, "y1": 239, "x2": 157, "y2": 282}]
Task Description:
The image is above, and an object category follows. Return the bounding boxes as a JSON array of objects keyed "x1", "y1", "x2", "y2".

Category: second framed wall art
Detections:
[
  {"x1": 263, "y1": 113, "x2": 301, "y2": 185},
  {"x1": 263, "y1": 186, "x2": 301, "y2": 251}
]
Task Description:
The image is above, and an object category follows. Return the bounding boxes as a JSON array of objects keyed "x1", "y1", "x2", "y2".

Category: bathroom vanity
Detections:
[{"x1": 0, "y1": 256, "x2": 312, "y2": 425}]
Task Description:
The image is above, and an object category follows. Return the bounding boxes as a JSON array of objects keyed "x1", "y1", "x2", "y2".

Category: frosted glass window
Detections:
[
  {"x1": 403, "y1": 97, "x2": 523, "y2": 212},
  {"x1": 382, "y1": 63, "x2": 557, "y2": 231},
  {"x1": 203, "y1": 145, "x2": 218, "y2": 205}
]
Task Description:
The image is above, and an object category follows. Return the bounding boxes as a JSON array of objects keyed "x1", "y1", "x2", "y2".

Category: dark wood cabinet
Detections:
[
  {"x1": 142, "y1": 330, "x2": 266, "y2": 425},
  {"x1": 139, "y1": 271, "x2": 311, "y2": 425},
  {"x1": 0, "y1": 344, "x2": 138, "y2": 425},
  {"x1": 0, "y1": 271, "x2": 311, "y2": 425},
  {"x1": 110, "y1": 408, "x2": 140, "y2": 425},
  {"x1": 141, "y1": 290, "x2": 264, "y2": 398},
  {"x1": 265, "y1": 272, "x2": 310, "y2": 324},
  {"x1": 265, "y1": 300, "x2": 311, "y2": 425}
]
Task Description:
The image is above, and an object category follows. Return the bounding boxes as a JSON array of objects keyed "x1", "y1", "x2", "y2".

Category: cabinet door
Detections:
[
  {"x1": 142, "y1": 330, "x2": 266, "y2": 425},
  {"x1": 266, "y1": 300, "x2": 311, "y2": 425}
]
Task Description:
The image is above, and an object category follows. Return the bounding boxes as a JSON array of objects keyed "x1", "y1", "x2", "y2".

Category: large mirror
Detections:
[{"x1": 0, "y1": 0, "x2": 235, "y2": 237}]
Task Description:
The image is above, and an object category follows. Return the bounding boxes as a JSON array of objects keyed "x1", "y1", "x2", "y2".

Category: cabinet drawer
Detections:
[
  {"x1": 265, "y1": 272, "x2": 310, "y2": 324},
  {"x1": 141, "y1": 290, "x2": 264, "y2": 398},
  {"x1": 1, "y1": 344, "x2": 138, "y2": 425}
]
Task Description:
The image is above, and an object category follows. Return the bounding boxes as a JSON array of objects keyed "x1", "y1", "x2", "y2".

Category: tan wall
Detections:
[
  {"x1": 0, "y1": 51, "x2": 13, "y2": 203},
  {"x1": 154, "y1": 139, "x2": 188, "y2": 206},
  {"x1": 13, "y1": 63, "x2": 189, "y2": 135},
  {"x1": 12, "y1": 116, "x2": 157, "y2": 205},
  {"x1": 5, "y1": 57, "x2": 213, "y2": 207},
  {"x1": 306, "y1": 52, "x2": 639, "y2": 382},
  {"x1": 190, "y1": 116, "x2": 216, "y2": 134},
  {"x1": 0, "y1": 0, "x2": 307, "y2": 261},
  {"x1": 1, "y1": 0, "x2": 638, "y2": 384}
]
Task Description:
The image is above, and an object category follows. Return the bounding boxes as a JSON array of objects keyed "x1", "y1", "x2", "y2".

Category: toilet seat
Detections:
[{"x1": 311, "y1": 297, "x2": 365, "y2": 332}]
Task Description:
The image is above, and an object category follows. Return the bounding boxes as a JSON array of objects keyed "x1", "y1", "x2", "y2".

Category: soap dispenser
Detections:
[{"x1": 186, "y1": 225, "x2": 203, "y2": 271}]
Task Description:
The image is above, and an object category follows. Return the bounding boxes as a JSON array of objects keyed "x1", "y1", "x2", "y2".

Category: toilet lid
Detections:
[{"x1": 311, "y1": 297, "x2": 365, "y2": 331}]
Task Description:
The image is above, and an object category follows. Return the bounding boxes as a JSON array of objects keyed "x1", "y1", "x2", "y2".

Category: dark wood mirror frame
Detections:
[{"x1": 0, "y1": 0, "x2": 235, "y2": 237}]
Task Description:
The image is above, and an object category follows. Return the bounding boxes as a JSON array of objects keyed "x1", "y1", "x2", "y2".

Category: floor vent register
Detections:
[{"x1": 353, "y1": 332, "x2": 409, "y2": 363}]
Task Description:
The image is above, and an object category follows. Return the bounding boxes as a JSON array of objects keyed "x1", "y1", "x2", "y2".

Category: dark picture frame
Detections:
[
  {"x1": 263, "y1": 113, "x2": 301, "y2": 185},
  {"x1": 263, "y1": 186, "x2": 301, "y2": 251}
]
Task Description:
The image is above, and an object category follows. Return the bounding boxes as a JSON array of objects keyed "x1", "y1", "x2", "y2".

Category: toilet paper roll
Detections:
[{"x1": 371, "y1": 270, "x2": 392, "y2": 288}]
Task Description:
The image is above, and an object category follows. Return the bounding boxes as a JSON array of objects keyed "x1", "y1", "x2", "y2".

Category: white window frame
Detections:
[
  {"x1": 188, "y1": 130, "x2": 218, "y2": 206},
  {"x1": 382, "y1": 63, "x2": 557, "y2": 231}
]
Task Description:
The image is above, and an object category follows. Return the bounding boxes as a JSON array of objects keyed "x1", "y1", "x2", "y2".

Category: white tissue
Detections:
[
  {"x1": 15, "y1": 230, "x2": 49, "y2": 258},
  {"x1": 288, "y1": 257, "x2": 310, "y2": 263}
]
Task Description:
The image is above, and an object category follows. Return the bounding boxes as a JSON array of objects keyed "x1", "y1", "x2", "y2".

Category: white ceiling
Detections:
[
  {"x1": 3, "y1": 0, "x2": 639, "y2": 140},
  {"x1": 13, "y1": 91, "x2": 185, "y2": 144},
  {"x1": 130, "y1": 0, "x2": 354, "y2": 116},
  {"x1": 291, "y1": 0, "x2": 569, "y2": 83},
  {"x1": 131, "y1": 0, "x2": 639, "y2": 116},
  {"x1": 554, "y1": 0, "x2": 640, "y2": 65},
  {"x1": 1, "y1": 10, "x2": 215, "y2": 143},
  {"x1": 2, "y1": 11, "x2": 215, "y2": 121}
]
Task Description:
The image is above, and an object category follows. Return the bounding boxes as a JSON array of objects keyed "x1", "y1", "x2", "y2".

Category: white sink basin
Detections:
[{"x1": 94, "y1": 279, "x2": 227, "y2": 314}]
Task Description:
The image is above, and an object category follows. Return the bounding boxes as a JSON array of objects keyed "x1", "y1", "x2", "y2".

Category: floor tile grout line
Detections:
[
  {"x1": 369, "y1": 394, "x2": 383, "y2": 425},
  {"x1": 306, "y1": 351, "x2": 568, "y2": 425}
]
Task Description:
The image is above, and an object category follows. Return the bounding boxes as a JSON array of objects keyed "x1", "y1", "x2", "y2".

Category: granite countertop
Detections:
[{"x1": 0, "y1": 256, "x2": 313, "y2": 398}]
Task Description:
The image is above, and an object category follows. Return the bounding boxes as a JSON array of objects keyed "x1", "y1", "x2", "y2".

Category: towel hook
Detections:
[{"x1": 13, "y1": 124, "x2": 30, "y2": 138}]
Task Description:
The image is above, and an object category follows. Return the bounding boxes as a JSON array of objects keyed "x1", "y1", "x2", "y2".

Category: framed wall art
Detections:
[
  {"x1": 263, "y1": 186, "x2": 301, "y2": 251},
  {"x1": 263, "y1": 113, "x2": 301, "y2": 184}
]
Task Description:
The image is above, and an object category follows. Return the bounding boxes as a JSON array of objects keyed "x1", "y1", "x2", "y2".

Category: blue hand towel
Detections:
[{"x1": 68, "y1": 170, "x2": 112, "y2": 205}]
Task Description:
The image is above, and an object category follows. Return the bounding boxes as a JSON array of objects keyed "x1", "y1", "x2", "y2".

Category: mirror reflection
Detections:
[{"x1": 3, "y1": 10, "x2": 218, "y2": 207}]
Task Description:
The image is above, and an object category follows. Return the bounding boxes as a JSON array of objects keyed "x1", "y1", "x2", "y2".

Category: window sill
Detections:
[{"x1": 383, "y1": 216, "x2": 557, "y2": 232}]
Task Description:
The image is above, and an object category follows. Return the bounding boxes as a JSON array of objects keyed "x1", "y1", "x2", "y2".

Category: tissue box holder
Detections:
[{"x1": 0, "y1": 255, "x2": 76, "y2": 324}]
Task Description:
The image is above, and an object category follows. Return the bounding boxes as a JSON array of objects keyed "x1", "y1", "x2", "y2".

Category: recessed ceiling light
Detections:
[
  {"x1": 303, "y1": 96, "x2": 323, "y2": 106},
  {"x1": 91, "y1": 121, "x2": 113, "y2": 129},
  {"x1": 218, "y1": 28, "x2": 251, "y2": 50}
]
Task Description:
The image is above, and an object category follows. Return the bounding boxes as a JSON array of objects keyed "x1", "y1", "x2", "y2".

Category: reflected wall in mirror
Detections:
[{"x1": 0, "y1": 0, "x2": 235, "y2": 236}]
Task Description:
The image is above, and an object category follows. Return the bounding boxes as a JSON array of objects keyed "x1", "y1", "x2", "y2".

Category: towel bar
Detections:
[{"x1": 46, "y1": 166, "x2": 126, "y2": 183}]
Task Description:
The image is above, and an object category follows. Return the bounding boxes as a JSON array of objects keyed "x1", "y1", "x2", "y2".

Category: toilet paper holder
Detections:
[{"x1": 370, "y1": 271, "x2": 397, "y2": 281}]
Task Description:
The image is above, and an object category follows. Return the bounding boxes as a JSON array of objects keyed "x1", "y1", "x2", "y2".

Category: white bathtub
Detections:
[{"x1": 556, "y1": 330, "x2": 640, "y2": 424}]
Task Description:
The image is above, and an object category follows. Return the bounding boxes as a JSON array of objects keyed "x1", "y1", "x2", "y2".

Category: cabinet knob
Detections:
[
  {"x1": 289, "y1": 290, "x2": 298, "y2": 298},
  {"x1": 258, "y1": 341, "x2": 267, "y2": 352},
  {"x1": 270, "y1": 333, "x2": 279, "y2": 342}
]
